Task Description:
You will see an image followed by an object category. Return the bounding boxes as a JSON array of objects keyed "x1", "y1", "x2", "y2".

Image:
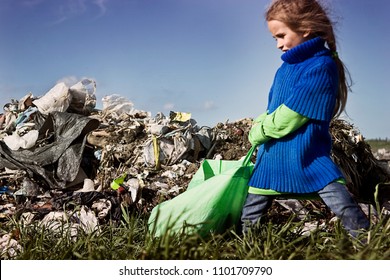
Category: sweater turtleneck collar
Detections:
[{"x1": 281, "y1": 37, "x2": 329, "y2": 64}]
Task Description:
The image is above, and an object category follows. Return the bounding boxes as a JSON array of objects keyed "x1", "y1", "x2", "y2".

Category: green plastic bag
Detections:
[{"x1": 148, "y1": 146, "x2": 256, "y2": 237}]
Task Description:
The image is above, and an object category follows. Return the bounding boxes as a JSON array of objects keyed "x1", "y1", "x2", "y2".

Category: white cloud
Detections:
[
  {"x1": 93, "y1": 0, "x2": 108, "y2": 17},
  {"x1": 43, "y1": 0, "x2": 108, "y2": 25},
  {"x1": 163, "y1": 103, "x2": 175, "y2": 110},
  {"x1": 21, "y1": 0, "x2": 45, "y2": 8},
  {"x1": 203, "y1": 100, "x2": 216, "y2": 111}
]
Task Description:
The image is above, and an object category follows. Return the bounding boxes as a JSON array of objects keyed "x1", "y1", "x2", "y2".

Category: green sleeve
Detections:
[
  {"x1": 253, "y1": 111, "x2": 267, "y2": 124},
  {"x1": 248, "y1": 104, "x2": 309, "y2": 145}
]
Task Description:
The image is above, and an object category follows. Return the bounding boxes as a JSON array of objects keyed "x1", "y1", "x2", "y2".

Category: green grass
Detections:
[
  {"x1": 2, "y1": 209, "x2": 389, "y2": 260},
  {"x1": 366, "y1": 139, "x2": 390, "y2": 153}
]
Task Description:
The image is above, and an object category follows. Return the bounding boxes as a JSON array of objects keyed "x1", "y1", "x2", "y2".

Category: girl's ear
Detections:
[{"x1": 303, "y1": 30, "x2": 311, "y2": 38}]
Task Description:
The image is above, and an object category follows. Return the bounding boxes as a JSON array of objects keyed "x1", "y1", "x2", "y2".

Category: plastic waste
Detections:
[
  {"x1": 13, "y1": 178, "x2": 40, "y2": 197},
  {"x1": 15, "y1": 107, "x2": 38, "y2": 128},
  {"x1": 91, "y1": 199, "x2": 112, "y2": 219},
  {"x1": 123, "y1": 178, "x2": 140, "y2": 203},
  {"x1": 0, "y1": 111, "x2": 100, "y2": 189},
  {"x1": 33, "y1": 82, "x2": 71, "y2": 114},
  {"x1": 148, "y1": 146, "x2": 256, "y2": 237},
  {"x1": 110, "y1": 173, "x2": 127, "y2": 190},
  {"x1": 94, "y1": 150, "x2": 102, "y2": 160},
  {"x1": 74, "y1": 179, "x2": 96, "y2": 193},
  {"x1": 0, "y1": 233, "x2": 22, "y2": 259},
  {"x1": 69, "y1": 78, "x2": 97, "y2": 114},
  {"x1": 0, "y1": 186, "x2": 13, "y2": 195},
  {"x1": 18, "y1": 92, "x2": 34, "y2": 111},
  {"x1": 148, "y1": 124, "x2": 170, "y2": 135},
  {"x1": 102, "y1": 94, "x2": 134, "y2": 115},
  {"x1": 169, "y1": 111, "x2": 191, "y2": 122},
  {"x1": 3, "y1": 130, "x2": 39, "y2": 151}
]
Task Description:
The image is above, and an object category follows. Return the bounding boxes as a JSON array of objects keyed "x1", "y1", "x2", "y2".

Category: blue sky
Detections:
[{"x1": 1, "y1": 0, "x2": 389, "y2": 139}]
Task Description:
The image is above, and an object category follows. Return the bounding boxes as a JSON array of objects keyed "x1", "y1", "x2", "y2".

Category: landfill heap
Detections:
[
  {"x1": 330, "y1": 119, "x2": 390, "y2": 206},
  {"x1": 0, "y1": 79, "x2": 389, "y2": 237}
]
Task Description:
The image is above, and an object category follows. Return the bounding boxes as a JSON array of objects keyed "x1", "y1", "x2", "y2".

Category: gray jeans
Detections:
[{"x1": 241, "y1": 182, "x2": 370, "y2": 237}]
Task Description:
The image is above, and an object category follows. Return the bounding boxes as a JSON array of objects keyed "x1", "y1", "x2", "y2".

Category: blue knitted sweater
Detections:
[{"x1": 248, "y1": 37, "x2": 344, "y2": 194}]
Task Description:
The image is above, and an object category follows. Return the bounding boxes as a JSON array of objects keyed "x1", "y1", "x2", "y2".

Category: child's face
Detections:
[{"x1": 267, "y1": 20, "x2": 309, "y2": 52}]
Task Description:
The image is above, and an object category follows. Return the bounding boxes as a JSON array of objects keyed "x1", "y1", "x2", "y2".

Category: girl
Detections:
[{"x1": 241, "y1": 0, "x2": 370, "y2": 238}]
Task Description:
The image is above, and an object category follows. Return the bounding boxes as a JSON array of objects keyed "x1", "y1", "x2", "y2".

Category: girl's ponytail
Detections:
[{"x1": 327, "y1": 32, "x2": 352, "y2": 118}]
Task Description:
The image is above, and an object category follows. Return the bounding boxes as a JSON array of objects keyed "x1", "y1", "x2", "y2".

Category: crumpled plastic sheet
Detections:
[
  {"x1": 38, "y1": 206, "x2": 99, "y2": 238},
  {"x1": 0, "y1": 111, "x2": 100, "y2": 189}
]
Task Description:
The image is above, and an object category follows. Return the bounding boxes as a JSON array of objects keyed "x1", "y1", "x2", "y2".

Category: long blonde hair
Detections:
[{"x1": 266, "y1": 0, "x2": 351, "y2": 118}]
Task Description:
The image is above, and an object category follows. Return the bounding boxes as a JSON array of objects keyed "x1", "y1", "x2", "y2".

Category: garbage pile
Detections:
[
  {"x1": 330, "y1": 119, "x2": 390, "y2": 205},
  {"x1": 0, "y1": 79, "x2": 389, "y2": 253}
]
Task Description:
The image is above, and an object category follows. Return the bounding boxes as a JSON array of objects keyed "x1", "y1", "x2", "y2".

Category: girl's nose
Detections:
[{"x1": 276, "y1": 40, "x2": 283, "y2": 50}]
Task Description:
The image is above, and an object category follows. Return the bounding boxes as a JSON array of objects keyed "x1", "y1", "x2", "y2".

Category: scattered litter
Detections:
[{"x1": 0, "y1": 233, "x2": 22, "y2": 259}]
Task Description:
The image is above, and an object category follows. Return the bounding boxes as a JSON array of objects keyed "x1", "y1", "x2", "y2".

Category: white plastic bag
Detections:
[
  {"x1": 102, "y1": 94, "x2": 134, "y2": 115},
  {"x1": 33, "y1": 82, "x2": 70, "y2": 114},
  {"x1": 69, "y1": 79, "x2": 97, "y2": 114},
  {"x1": 3, "y1": 130, "x2": 39, "y2": 151}
]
